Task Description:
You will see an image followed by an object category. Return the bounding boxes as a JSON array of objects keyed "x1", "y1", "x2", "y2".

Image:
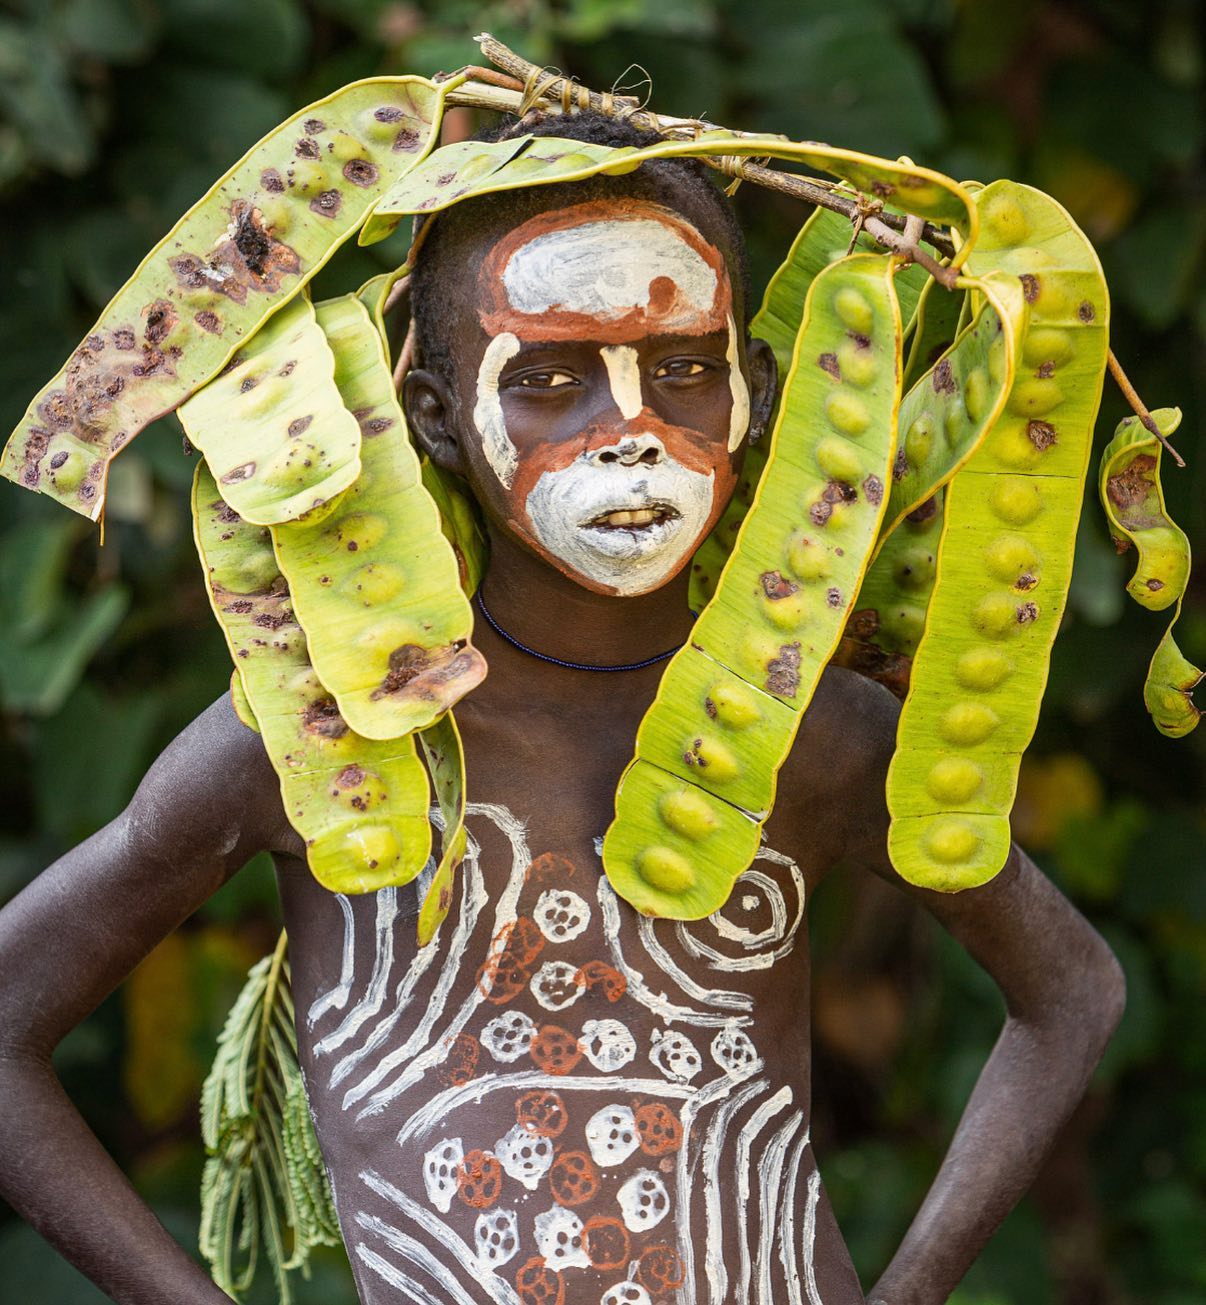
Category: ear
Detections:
[
  {"x1": 745, "y1": 336, "x2": 778, "y2": 444},
  {"x1": 402, "y1": 368, "x2": 464, "y2": 474}
]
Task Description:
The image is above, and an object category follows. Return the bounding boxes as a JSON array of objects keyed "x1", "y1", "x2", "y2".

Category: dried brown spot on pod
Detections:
[
  {"x1": 260, "y1": 167, "x2": 285, "y2": 192},
  {"x1": 221, "y1": 461, "x2": 256, "y2": 483},
  {"x1": 301, "y1": 696, "x2": 348, "y2": 738},
  {"x1": 818, "y1": 352, "x2": 841, "y2": 379},
  {"x1": 294, "y1": 137, "x2": 320, "y2": 159},
  {"x1": 392, "y1": 127, "x2": 420, "y2": 152},
  {"x1": 907, "y1": 496, "x2": 939, "y2": 525},
  {"x1": 303, "y1": 118, "x2": 325, "y2": 135},
  {"x1": 310, "y1": 189, "x2": 342, "y2": 217},
  {"x1": 288, "y1": 415, "x2": 313, "y2": 437},
  {"x1": 1015, "y1": 573, "x2": 1038, "y2": 591},
  {"x1": 49, "y1": 450, "x2": 69, "y2": 469},
  {"x1": 1107, "y1": 454, "x2": 1157, "y2": 509},
  {"x1": 892, "y1": 448, "x2": 909, "y2": 481},
  {"x1": 826, "y1": 586, "x2": 843, "y2": 607},
  {"x1": 846, "y1": 608, "x2": 879, "y2": 639},
  {"x1": 765, "y1": 642, "x2": 802, "y2": 697},
  {"x1": 195, "y1": 310, "x2": 222, "y2": 334},
  {"x1": 863, "y1": 473, "x2": 884, "y2": 505},
  {"x1": 336, "y1": 765, "x2": 365, "y2": 788},
  {"x1": 932, "y1": 358, "x2": 958, "y2": 395},
  {"x1": 343, "y1": 158, "x2": 380, "y2": 187},
  {"x1": 760, "y1": 570, "x2": 798, "y2": 600},
  {"x1": 1027, "y1": 420, "x2": 1057, "y2": 451},
  {"x1": 143, "y1": 300, "x2": 176, "y2": 345},
  {"x1": 809, "y1": 500, "x2": 832, "y2": 526},
  {"x1": 1146, "y1": 577, "x2": 1164, "y2": 591},
  {"x1": 112, "y1": 328, "x2": 136, "y2": 350},
  {"x1": 1036, "y1": 360, "x2": 1055, "y2": 379},
  {"x1": 1020, "y1": 273, "x2": 1040, "y2": 303},
  {"x1": 1016, "y1": 601, "x2": 1039, "y2": 624},
  {"x1": 1078, "y1": 300, "x2": 1096, "y2": 322}
]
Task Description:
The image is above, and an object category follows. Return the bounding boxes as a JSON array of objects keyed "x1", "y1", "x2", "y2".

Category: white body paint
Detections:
[
  {"x1": 304, "y1": 806, "x2": 827, "y2": 1305},
  {"x1": 472, "y1": 332, "x2": 522, "y2": 488},
  {"x1": 499, "y1": 217, "x2": 719, "y2": 323},
  {"x1": 529, "y1": 958, "x2": 583, "y2": 1011},
  {"x1": 525, "y1": 445, "x2": 715, "y2": 596},
  {"x1": 601, "y1": 345, "x2": 644, "y2": 419}
]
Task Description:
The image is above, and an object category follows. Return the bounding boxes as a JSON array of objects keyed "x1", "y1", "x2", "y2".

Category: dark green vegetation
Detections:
[{"x1": 0, "y1": 1, "x2": 1202, "y2": 1301}]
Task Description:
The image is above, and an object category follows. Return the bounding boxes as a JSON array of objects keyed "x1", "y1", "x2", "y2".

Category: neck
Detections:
[{"x1": 477, "y1": 527, "x2": 696, "y2": 669}]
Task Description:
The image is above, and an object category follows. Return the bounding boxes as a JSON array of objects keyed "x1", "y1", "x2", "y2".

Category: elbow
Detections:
[{"x1": 1094, "y1": 941, "x2": 1127, "y2": 1047}]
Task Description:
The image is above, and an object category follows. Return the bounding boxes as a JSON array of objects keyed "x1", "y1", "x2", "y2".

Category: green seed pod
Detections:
[
  {"x1": 269, "y1": 294, "x2": 485, "y2": 739},
  {"x1": 2, "y1": 77, "x2": 446, "y2": 521},
  {"x1": 903, "y1": 277, "x2": 967, "y2": 392},
  {"x1": 887, "y1": 180, "x2": 1111, "y2": 891},
  {"x1": 882, "y1": 273, "x2": 1027, "y2": 541},
  {"x1": 690, "y1": 205, "x2": 928, "y2": 611},
  {"x1": 178, "y1": 295, "x2": 363, "y2": 524},
  {"x1": 1098, "y1": 408, "x2": 1201, "y2": 737},
  {"x1": 193, "y1": 460, "x2": 431, "y2": 894},
  {"x1": 362, "y1": 133, "x2": 977, "y2": 251},
  {"x1": 416, "y1": 712, "x2": 468, "y2": 945},
  {"x1": 230, "y1": 669, "x2": 260, "y2": 734},
  {"x1": 605, "y1": 252, "x2": 903, "y2": 917}
]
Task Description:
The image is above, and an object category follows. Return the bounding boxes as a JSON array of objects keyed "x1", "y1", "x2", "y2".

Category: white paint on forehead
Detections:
[
  {"x1": 501, "y1": 219, "x2": 718, "y2": 320},
  {"x1": 472, "y1": 332, "x2": 521, "y2": 488},
  {"x1": 601, "y1": 345, "x2": 643, "y2": 420},
  {"x1": 726, "y1": 313, "x2": 751, "y2": 452}
]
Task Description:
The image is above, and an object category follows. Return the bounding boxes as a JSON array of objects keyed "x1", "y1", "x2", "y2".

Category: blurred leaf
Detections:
[
  {"x1": 1031, "y1": 144, "x2": 1139, "y2": 245},
  {"x1": 0, "y1": 19, "x2": 96, "y2": 175},
  {"x1": 53, "y1": 0, "x2": 157, "y2": 63},
  {"x1": 1110, "y1": 201, "x2": 1206, "y2": 330},
  {"x1": 160, "y1": 0, "x2": 308, "y2": 78},
  {"x1": 0, "y1": 517, "x2": 83, "y2": 643},
  {"x1": 1012, "y1": 752, "x2": 1105, "y2": 852},
  {"x1": 1053, "y1": 798, "x2": 1148, "y2": 903}
]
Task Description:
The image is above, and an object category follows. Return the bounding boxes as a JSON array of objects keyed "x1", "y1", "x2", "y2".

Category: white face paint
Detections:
[
  {"x1": 727, "y1": 312, "x2": 752, "y2": 452},
  {"x1": 600, "y1": 345, "x2": 644, "y2": 420},
  {"x1": 499, "y1": 217, "x2": 719, "y2": 324},
  {"x1": 524, "y1": 441, "x2": 715, "y2": 597},
  {"x1": 471, "y1": 332, "x2": 521, "y2": 488}
]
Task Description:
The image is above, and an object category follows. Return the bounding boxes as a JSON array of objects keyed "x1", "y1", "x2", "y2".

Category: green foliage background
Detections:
[{"x1": 0, "y1": 1, "x2": 1202, "y2": 1301}]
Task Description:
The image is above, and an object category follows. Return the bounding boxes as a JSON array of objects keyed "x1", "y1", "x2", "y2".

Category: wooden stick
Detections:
[{"x1": 1108, "y1": 351, "x2": 1185, "y2": 467}]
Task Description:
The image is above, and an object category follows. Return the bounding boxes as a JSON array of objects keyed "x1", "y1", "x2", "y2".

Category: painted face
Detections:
[{"x1": 465, "y1": 199, "x2": 751, "y2": 597}]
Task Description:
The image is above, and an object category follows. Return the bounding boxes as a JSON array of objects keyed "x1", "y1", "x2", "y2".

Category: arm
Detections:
[
  {"x1": 817, "y1": 672, "x2": 1125, "y2": 1305},
  {"x1": 0, "y1": 694, "x2": 294, "y2": 1305}
]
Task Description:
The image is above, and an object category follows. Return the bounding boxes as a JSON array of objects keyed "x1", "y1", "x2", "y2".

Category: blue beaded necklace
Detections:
[{"x1": 475, "y1": 590, "x2": 683, "y2": 672}]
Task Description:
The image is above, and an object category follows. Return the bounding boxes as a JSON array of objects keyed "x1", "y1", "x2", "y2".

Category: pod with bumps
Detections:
[
  {"x1": 361, "y1": 133, "x2": 978, "y2": 252},
  {"x1": 604, "y1": 252, "x2": 903, "y2": 917},
  {"x1": 178, "y1": 294, "x2": 364, "y2": 525},
  {"x1": 416, "y1": 712, "x2": 468, "y2": 945},
  {"x1": 1099, "y1": 409, "x2": 1201, "y2": 737},
  {"x1": 1, "y1": 77, "x2": 447, "y2": 521},
  {"x1": 886, "y1": 180, "x2": 1110, "y2": 891},
  {"x1": 194, "y1": 461, "x2": 432, "y2": 894},
  {"x1": 268, "y1": 294, "x2": 485, "y2": 739}
]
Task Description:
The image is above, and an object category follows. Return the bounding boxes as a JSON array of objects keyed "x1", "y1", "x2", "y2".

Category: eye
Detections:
[
  {"x1": 513, "y1": 369, "x2": 578, "y2": 389},
  {"x1": 653, "y1": 359, "x2": 711, "y2": 380}
]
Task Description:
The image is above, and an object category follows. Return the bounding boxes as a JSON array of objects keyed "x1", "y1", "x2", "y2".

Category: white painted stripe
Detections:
[
  {"x1": 307, "y1": 893, "x2": 356, "y2": 1027},
  {"x1": 361, "y1": 1169, "x2": 522, "y2": 1305},
  {"x1": 702, "y1": 1076, "x2": 769, "y2": 1303},
  {"x1": 635, "y1": 915, "x2": 751, "y2": 1012},
  {"x1": 356, "y1": 1211, "x2": 479, "y2": 1305},
  {"x1": 757, "y1": 1111, "x2": 803, "y2": 1305},
  {"x1": 601, "y1": 345, "x2": 644, "y2": 420},
  {"x1": 727, "y1": 312, "x2": 751, "y2": 452},
  {"x1": 395, "y1": 1072, "x2": 694, "y2": 1147},
  {"x1": 314, "y1": 888, "x2": 398, "y2": 1058},
  {"x1": 598, "y1": 878, "x2": 752, "y2": 1028},
  {"x1": 778, "y1": 1130, "x2": 812, "y2": 1305},
  {"x1": 352, "y1": 804, "x2": 531, "y2": 1117},
  {"x1": 354, "y1": 1242, "x2": 442, "y2": 1305},
  {"x1": 734, "y1": 1086, "x2": 793, "y2": 1302},
  {"x1": 803, "y1": 1166, "x2": 824, "y2": 1305},
  {"x1": 473, "y1": 333, "x2": 522, "y2": 488}
]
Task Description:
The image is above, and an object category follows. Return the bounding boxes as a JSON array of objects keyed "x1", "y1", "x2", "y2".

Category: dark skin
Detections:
[{"x1": 0, "y1": 193, "x2": 1125, "y2": 1305}]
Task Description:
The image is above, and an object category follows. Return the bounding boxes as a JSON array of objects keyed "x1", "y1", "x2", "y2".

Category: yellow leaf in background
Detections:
[
  {"x1": 1011, "y1": 752, "x2": 1104, "y2": 851},
  {"x1": 1032, "y1": 146, "x2": 1139, "y2": 244}
]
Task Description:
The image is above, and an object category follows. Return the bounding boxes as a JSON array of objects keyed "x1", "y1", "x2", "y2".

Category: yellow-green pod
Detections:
[
  {"x1": 268, "y1": 294, "x2": 485, "y2": 739},
  {"x1": 230, "y1": 669, "x2": 260, "y2": 734},
  {"x1": 362, "y1": 132, "x2": 977, "y2": 256},
  {"x1": 881, "y1": 273, "x2": 1027, "y2": 542},
  {"x1": 1098, "y1": 408, "x2": 1201, "y2": 737},
  {"x1": 903, "y1": 276, "x2": 966, "y2": 392},
  {"x1": 2, "y1": 76, "x2": 448, "y2": 522},
  {"x1": 178, "y1": 294, "x2": 363, "y2": 524},
  {"x1": 193, "y1": 460, "x2": 431, "y2": 894},
  {"x1": 886, "y1": 180, "x2": 1111, "y2": 891},
  {"x1": 837, "y1": 489, "x2": 946, "y2": 698},
  {"x1": 416, "y1": 712, "x2": 468, "y2": 945},
  {"x1": 691, "y1": 205, "x2": 928, "y2": 611},
  {"x1": 604, "y1": 252, "x2": 903, "y2": 917}
]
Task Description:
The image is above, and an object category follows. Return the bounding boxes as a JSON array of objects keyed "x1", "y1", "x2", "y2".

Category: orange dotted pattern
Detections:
[
  {"x1": 528, "y1": 1024, "x2": 583, "y2": 1076},
  {"x1": 515, "y1": 1257, "x2": 564, "y2": 1305},
  {"x1": 637, "y1": 1243, "x2": 687, "y2": 1293},
  {"x1": 440, "y1": 1032, "x2": 480, "y2": 1088},
  {"x1": 515, "y1": 1089, "x2": 569, "y2": 1138},
  {"x1": 456, "y1": 1148, "x2": 503, "y2": 1210},
  {"x1": 477, "y1": 916, "x2": 545, "y2": 1004},
  {"x1": 634, "y1": 1101, "x2": 683, "y2": 1156},
  {"x1": 548, "y1": 1149, "x2": 600, "y2": 1207},
  {"x1": 575, "y1": 959, "x2": 627, "y2": 1002},
  {"x1": 525, "y1": 852, "x2": 577, "y2": 885},
  {"x1": 583, "y1": 1215, "x2": 630, "y2": 1271}
]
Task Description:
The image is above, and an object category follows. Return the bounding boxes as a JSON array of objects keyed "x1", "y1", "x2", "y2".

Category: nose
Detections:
[{"x1": 589, "y1": 434, "x2": 665, "y2": 468}]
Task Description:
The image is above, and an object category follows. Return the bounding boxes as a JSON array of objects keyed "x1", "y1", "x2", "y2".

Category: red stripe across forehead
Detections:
[{"x1": 477, "y1": 198, "x2": 732, "y2": 344}]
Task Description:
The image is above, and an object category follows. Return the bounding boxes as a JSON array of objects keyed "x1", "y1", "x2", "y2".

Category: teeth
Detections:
[{"x1": 597, "y1": 508, "x2": 658, "y2": 527}]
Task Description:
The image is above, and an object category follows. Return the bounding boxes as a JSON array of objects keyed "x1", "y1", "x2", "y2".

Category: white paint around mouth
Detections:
[
  {"x1": 525, "y1": 443, "x2": 714, "y2": 596},
  {"x1": 601, "y1": 344, "x2": 644, "y2": 420},
  {"x1": 473, "y1": 332, "x2": 522, "y2": 488},
  {"x1": 726, "y1": 313, "x2": 751, "y2": 452}
]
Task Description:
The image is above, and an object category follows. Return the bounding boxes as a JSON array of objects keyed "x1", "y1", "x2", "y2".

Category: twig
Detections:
[
  {"x1": 384, "y1": 274, "x2": 410, "y2": 315},
  {"x1": 393, "y1": 319, "x2": 417, "y2": 391},
  {"x1": 1108, "y1": 350, "x2": 1185, "y2": 467},
  {"x1": 460, "y1": 35, "x2": 958, "y2": 263}
]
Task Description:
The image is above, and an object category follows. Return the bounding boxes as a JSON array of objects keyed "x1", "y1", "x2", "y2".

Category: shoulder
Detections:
[{"x1": 124, "y1": 690, "x2": 297, "y2": 866}]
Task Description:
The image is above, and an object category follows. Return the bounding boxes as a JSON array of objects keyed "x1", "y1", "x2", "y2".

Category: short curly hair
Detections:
[{"x1": 409, "y1": 109, "x2": 752, "y2": 384}]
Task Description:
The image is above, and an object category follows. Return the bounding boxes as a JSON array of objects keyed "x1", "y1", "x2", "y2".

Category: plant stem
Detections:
[{"x1": 1107, "y1": 351, "x2": 1185, "y2": 467}]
